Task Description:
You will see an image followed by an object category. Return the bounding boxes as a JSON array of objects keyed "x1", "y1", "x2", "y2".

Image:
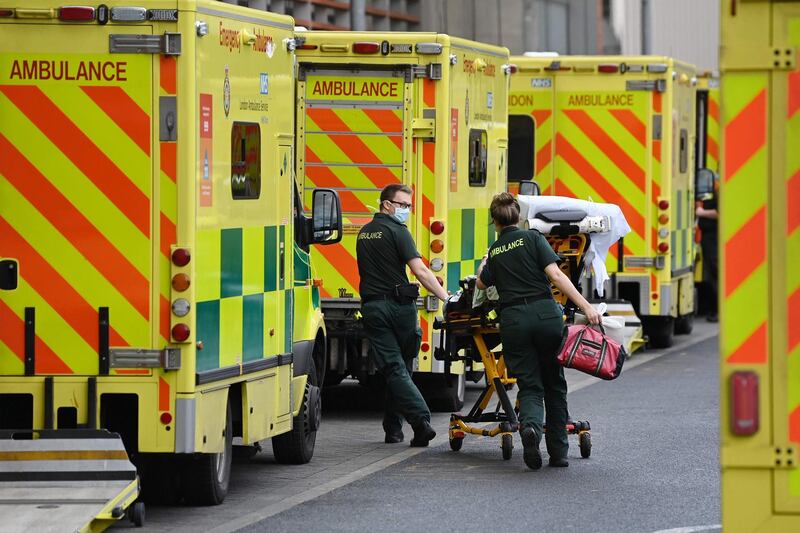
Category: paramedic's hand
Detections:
[{"x1": 583, "y1": 305, "x2": 602, "y2": 326}]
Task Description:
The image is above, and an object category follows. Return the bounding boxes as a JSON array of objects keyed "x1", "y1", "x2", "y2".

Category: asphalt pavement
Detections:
[{"x1": 124, "y1": 322, "x2": 720, "y2": 533}]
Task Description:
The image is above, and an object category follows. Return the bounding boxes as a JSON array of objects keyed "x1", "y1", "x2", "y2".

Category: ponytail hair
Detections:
[{"x1": 490, "y1": 192, "x2": 520, "y2": 227}]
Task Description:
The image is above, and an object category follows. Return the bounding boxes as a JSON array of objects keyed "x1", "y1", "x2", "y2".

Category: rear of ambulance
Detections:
[{"x1": 0, "y1": 2, "x2": 180, "y2": 454}]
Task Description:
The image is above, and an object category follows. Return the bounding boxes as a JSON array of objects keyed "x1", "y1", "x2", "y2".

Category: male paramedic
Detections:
[{"x1": 356, "y1": 184, "x2": 449, "y2": 446}]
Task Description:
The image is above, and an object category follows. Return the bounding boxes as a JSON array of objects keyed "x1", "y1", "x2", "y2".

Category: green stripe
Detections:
[
  {"x1": 196, "y1": 300, "x2": 220, "y2": 372},
  {"x1": 461, "y1": 208, "x2": 475, "y2": 260},
  {"x1": 221, "y1": 228, "x2": 243, "y2": 298},
  {"x1": 242, "y1": 294, "x2": 264, "y2": 362},
  {"x1": 447, "y1": 262, "x2": 461, "y2": 293},
  {"x1": 294, "y1": 243, "x2": 311, "y2": 285},
  {"x1": 284, "y1": 289, "x2": 293, "y2": 353},
  {"x1": 264, "y1": 226, "x2": 277, "y2": 292}
]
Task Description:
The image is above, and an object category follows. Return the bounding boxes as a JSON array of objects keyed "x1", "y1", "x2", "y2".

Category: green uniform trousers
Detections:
[
  {"x1": 500, "y1": 299, "x2": 569, "y2": 458},
  {"x1": 362, "y1": 298, "x2": 430, "y2": 431}
]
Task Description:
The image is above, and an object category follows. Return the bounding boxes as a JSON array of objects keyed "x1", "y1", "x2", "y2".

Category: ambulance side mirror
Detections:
[
  {"x1": 695, "y1": 168, "x2": 716, "y2": 201},
  {"x1": 311, "y1": 188, "x2": 343, "y2": 245},
  {"x1": 519, "y1": 180, "x2": 541, "y2": 196}
]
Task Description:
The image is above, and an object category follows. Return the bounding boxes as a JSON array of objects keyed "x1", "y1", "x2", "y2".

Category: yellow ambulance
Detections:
[
  {"x1": 508, "y1": 54, "x2": 697, "y2": 348},
  {"x1": 294, "y1": 31, "x2": 510, "y2": 410},
  {"x1": 0, "y1": 0, "x2": 341, "y2": 506},
  {"x1": 719, "y1": 0, "x2": 800, "y2": 529}
]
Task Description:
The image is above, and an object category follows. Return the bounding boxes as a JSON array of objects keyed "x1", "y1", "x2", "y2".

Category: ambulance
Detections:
[
  {"x1": 719, "y1": 0, "x2": 800, "y2": 529},
  {"x1": 0, "y1": 0, "x2": 341, "y2": 507},
  {"x1": 294, "y1": 31, "x2": 510, "y2": 410},
  {"x1": 508, "y1": 55, "x2": 697, "y2": 348}
]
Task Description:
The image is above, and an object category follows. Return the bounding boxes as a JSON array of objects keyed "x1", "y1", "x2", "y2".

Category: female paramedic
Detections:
[{"x1": 476, "y1": 192, "x2": 601, "y2": 470}]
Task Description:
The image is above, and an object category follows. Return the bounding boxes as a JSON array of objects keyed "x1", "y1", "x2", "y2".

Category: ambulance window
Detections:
[
  {"x1": 508, "y1": 115, "x2": 535, "y2": 182},
  {"x1": 468, "y1": 129, "x2": 487, "y2": 187},
  {"x1": 679, "y1": 128, "x2": 688, "y2": 174},
  {"x1": 231, "y1": 122, "x2": 261, "y2": 200}
]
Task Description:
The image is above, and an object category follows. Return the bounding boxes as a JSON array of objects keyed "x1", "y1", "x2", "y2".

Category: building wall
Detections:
[{"x1": 648, "y1": 0, "x2": 719, "y2": 71}]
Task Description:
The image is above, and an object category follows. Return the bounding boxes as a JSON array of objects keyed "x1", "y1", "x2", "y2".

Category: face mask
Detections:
[{"x1": 392, "y1": 207, "x2": 410, "y2": 224}]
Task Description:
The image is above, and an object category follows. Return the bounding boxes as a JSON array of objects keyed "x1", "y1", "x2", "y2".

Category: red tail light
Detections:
[
  {"x1": 171, "y1": 323, "x2": 190, "y2": 342},
  {"x1": 507, "y1": 64, "x2": 518, "y2": 74},
  {"x1": 658, "y1": 200, "x2": 670, "y2": 210},
  {"x1": 160, "y1": 412, "x2": 173, "y2": 425},
  {"x1": 730, "y1": 371, "x2": 759, "y2": 435},
  {"x1": 172, "y1": 248, "x2": 191, "y2": 267},
  {"x1": 59, "y1": 6, "x2": 95, "y2": 21},
  {"x1": 352, "y1": 42, "x2": 380, "y2": 54},
  {"x1": 421, "y1": 342, "x2": 430, "y2": 353},
  {"x1": 297, "y1": 44, "x2": 318, "y2": 50},
  {"x1": 0, "y1": 9, "x2": 14, "y2": 17},
  {"x1": 598, "y1": 64, "x2": 619, "y2": 73},
  {"x1": 658, "y1": 242, "x2": 669, "y2": 253},
  {"x1": 430, "y1": 221, "x2": 445, "y2": 235}
]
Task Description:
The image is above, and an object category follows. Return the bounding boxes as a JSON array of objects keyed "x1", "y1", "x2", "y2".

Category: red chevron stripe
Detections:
[
  {"x1": 724, "y1": 90, "x2": 766, "y2": 182},
  {"x1": 80, "y1": 86, "x2": 150, "y2": 156},
  {"x1": 652, "y1": 92, "x2": 662, "y2": 113},
  {"x1": 304, "y1": 147, "x2": 371, "y2": 213},
  {"x1": 725, "y1": 207, "x2": 766, "y2": 296},
  {"x1": 160, "y1": 142, "x2": 177, "y2": 182},
  {"x1": 0, "y1": 300, "x2": 72, "y2": 374},
  {"x1": 536, "y1": 139, "x2": 552, "y2": 173},
  {"x1": 652, "y1": 139, "x2": 662, "y2": 163},
  {"x1": 0, "y1": 133, "x2": 150, "y2": 319},
  {"x1": 708, "y1": 96, "x2": 719, "y2": 122},
  {"x1": 160, "y1": 56, "x2": 177, "y2": 94},
  {"x1": 707, "y1": 136, "x2": 719, "y2": 162},
  {"x1": 316, "y1": 243, "x2": 360, "y2": 294},
  {"x1": 789, "y1": 169, "x2": 800, "y2": 235},
  {"x1": 726, "y1": 322, "x2": 767, "y2": 364},
  {"x1": 160, "y1": 212, "x2": 177, "y2": 259},
  {"x1": 789, "y1": 406, "x2": 800, "y2": 443},
  {"x1": 0, "y1": 85, "x2": 150, "y2": 237},
  {"x1": 789, "y1": 70, "x2": 800, "y2": 119},
  {"x1": 423, "y1": 78, "x2": 435, "y2": 108},
  {"x1": 564, "y1": 109, "x2": 646, "y2": 194},
  {"x1": 0, "y1": 216, "x2": 128, "y2": 351},
  {"x1": 609, "y1": 109, "x2": 646, "y2": 147},
  {"x1": 789, "y1": 287, "x2": 800, "y2": 353},
  {"x1": 422, "y1": 143, "x2": 435, "y2": 226},
  {"x1": 532, "y1": 109, "x2": 552, "y2": 126},
  {"x1": 555, "y1": 133, "x2": 645, "y2": 238},
  {"x1": 362, "y1": 108, "x2": 404, "y2": 133}
]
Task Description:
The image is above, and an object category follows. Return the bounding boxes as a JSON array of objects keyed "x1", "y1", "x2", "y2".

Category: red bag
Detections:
[{"x1": 557, "y1": 324, "x2": 626, "y2": 380}]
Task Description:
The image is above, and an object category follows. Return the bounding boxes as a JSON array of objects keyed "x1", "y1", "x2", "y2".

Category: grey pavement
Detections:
[{"x1": 117, "y1": 322, "x2": 719, "y2": 533}]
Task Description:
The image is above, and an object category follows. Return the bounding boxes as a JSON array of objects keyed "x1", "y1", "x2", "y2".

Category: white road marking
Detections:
[{"x1": 652, "y1": 525, "x2": 721, "y2": 533}]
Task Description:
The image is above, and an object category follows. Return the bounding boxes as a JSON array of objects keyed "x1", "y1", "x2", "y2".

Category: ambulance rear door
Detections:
[{"x1": 508, "y1": 68, "x2": 555, "y2": 193}]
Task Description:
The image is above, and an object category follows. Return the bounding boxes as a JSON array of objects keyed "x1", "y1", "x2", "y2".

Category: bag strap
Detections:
[
  {"x1": 566, "y1": 328, "x2": 584, "y2": 367},
  {"x1": 589, "y1": 323, "x2": 606, "y2": 335}
]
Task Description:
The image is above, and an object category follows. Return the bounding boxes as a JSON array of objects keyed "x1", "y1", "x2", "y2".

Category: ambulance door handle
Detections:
[{"x1": 0, "y1": 259, "x2": 18, "y2": 291}]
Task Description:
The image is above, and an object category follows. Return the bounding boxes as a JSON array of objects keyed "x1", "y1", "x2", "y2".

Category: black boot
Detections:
[
  {"x1": 410, "y1": 421, "x2": 436, "y2": 447},
  {"x1": 520, "y1": 426, "x2": 542, "y2": 470},
  {"x1": 548, "y1": 456, "x2": 569, "y2": 467},
  {"x1": 384, "y1": 430, "x2": 404, "y2": 444}
]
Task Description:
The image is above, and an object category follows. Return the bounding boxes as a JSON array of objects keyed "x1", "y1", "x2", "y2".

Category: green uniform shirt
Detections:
[
  {"x1": 357, "y1": 213, "x2": 421, "y2": 298},
  {"x1": 479, "y1": 226, "x2": 560, "y2": 305}
]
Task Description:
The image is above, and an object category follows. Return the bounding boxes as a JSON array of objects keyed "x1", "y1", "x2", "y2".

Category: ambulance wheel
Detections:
[
  {"x1": 449, "y1": 436, "x2": 464, "y2": 451},
  {"x1": 501, "y1": 434, "x2": 513, "y2": 460},
  {"x1": 644, "y1": 317, "x2": 674, "y2": 349},
  {"x1": 674, "y1": 313, "x2": 695, "y2": 335},
  {"x1": 182, "y1": 400, "x2": 232, "y2": 505},
  {"x1": 579, "y1": 432, "x2": 592, "y2": 459},
  {"x1": 272, "y1": 361, "x2": 320, "y2": 465},
  {"x1": 424, "y1": 372, "x2": 466, "y2": 412},
  {"x1": 128, "y1": 501, "x2": 145, "y2": 527}
]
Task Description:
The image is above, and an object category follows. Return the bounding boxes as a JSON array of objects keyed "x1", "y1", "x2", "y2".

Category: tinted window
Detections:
[
  {"x1": 468, "y1": 129, "x2": 487, "y2": 187},
  {"x1": 508, "y1": 115, "x2": 535, "y2": 182},
  {"x1": 231, "y1": 122, "x2": 261, "y2": 199}
]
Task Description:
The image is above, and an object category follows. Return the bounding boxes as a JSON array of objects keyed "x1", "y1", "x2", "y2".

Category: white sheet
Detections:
[{"x1": 516, "y1": 195, "x2": 631, "y2": 296}]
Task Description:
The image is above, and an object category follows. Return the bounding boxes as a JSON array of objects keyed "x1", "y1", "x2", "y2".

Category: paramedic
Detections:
[
  {"x1": 357, "y1": 184, "x2": 449, "y2": 447},
  {"x1": 476, "y1": 192, "x2": 601, "y2": 470}
]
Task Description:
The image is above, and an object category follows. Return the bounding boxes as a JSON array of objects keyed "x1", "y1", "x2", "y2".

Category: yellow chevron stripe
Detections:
[
  {"x1": 722, "y1": 149, "x2": 768, "y2": 241},
  {"x1": 0, "y1": 94, "x2": 150, "y2": 277},
  {"x1": 2, "y1": 181, "x2": 149, "y2": 346},
  {"x1": 315, "y1": 250, "x2": 357, "y2": 297},
  {"x1": 721, "y1": 263, "x2": 768, "y2": 355},
  {"x1": 0, "y1": 338, "x2": 24, "y2": 375},
  {"x1": 44, "y1": 86, "x2": 150, "y2": 195}
]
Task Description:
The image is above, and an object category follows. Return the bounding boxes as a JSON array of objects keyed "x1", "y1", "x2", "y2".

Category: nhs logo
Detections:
[{"x1": 259, "y1": 73, "x2": 269, "y2": 95}]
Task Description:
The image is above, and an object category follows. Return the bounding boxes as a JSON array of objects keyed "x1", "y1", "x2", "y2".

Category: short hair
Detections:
[
  {"x1": 490, "y1": 192, "x2": 520, "y2": 226},
  {"x1": 380, "y1": 184, "x2": 413, "y2": 203}
]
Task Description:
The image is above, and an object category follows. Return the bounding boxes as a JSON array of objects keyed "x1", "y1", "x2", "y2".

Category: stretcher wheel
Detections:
[
  {"x1": 501, "y1": 434, "x2": 513, "y2": 460},
  {"x1": 579, "y1": 432, "x2": 592, "y2": 459},
  {"x1": 449, "y1": 436, "x2": 464, "y2": 451},
  {"x1": 128, "y1": 501, "x2": 145, "y2": 527}
]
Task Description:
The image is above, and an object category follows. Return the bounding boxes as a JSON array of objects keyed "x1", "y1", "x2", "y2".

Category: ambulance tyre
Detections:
[
  {"x1": 182, "y1": 400, "x2": 232, "y2": 506},
  {"x1": 425, "y1": 372, "x2": 466, "y2": 412},
  {"x1": 674, "y1": 313, "x2": 695, "y2": 335},
  {"x1": 644, "y1": 317, "x2": 674, "y2": 349},
  {"x1": 272, "y1": 360, "x2": 320, "y2": 465}
]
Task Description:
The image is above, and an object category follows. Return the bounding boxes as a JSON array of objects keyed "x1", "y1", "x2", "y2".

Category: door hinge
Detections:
[
  {"x1": 408, "y1": 63, "x2": 442, "y2": 82},
  {"x1": 721, "y1": 46, "x2": 796, "y2": 71},
  {"x1": 412, "y1": 117, "x2": 435, "y2": 139},
  {"x1": 110, "y1": 32, "x2": 182, "y2": 55}
]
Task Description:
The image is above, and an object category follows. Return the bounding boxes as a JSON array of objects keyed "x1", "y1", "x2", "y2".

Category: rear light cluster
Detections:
[
  {"x1": 656, "y1": 199, "x2": 670, "y2": 255},
  {"x1": 170, "y1": 247, "x2": 193, "y2": 343},
  {"x1": 730, "y1": 371, "x2": 759, "y2": 436},
  {"x1": 2, "y1": 5, "x2": 177, "y2": 22},
  {"x1": 429, "y1": 221, "x2": 445, "y2": 272}
]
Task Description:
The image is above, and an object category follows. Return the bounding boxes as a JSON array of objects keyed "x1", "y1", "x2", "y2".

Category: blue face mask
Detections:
[{"x1": 392, "y1": 207, "x2": 410, "y2": 224}]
